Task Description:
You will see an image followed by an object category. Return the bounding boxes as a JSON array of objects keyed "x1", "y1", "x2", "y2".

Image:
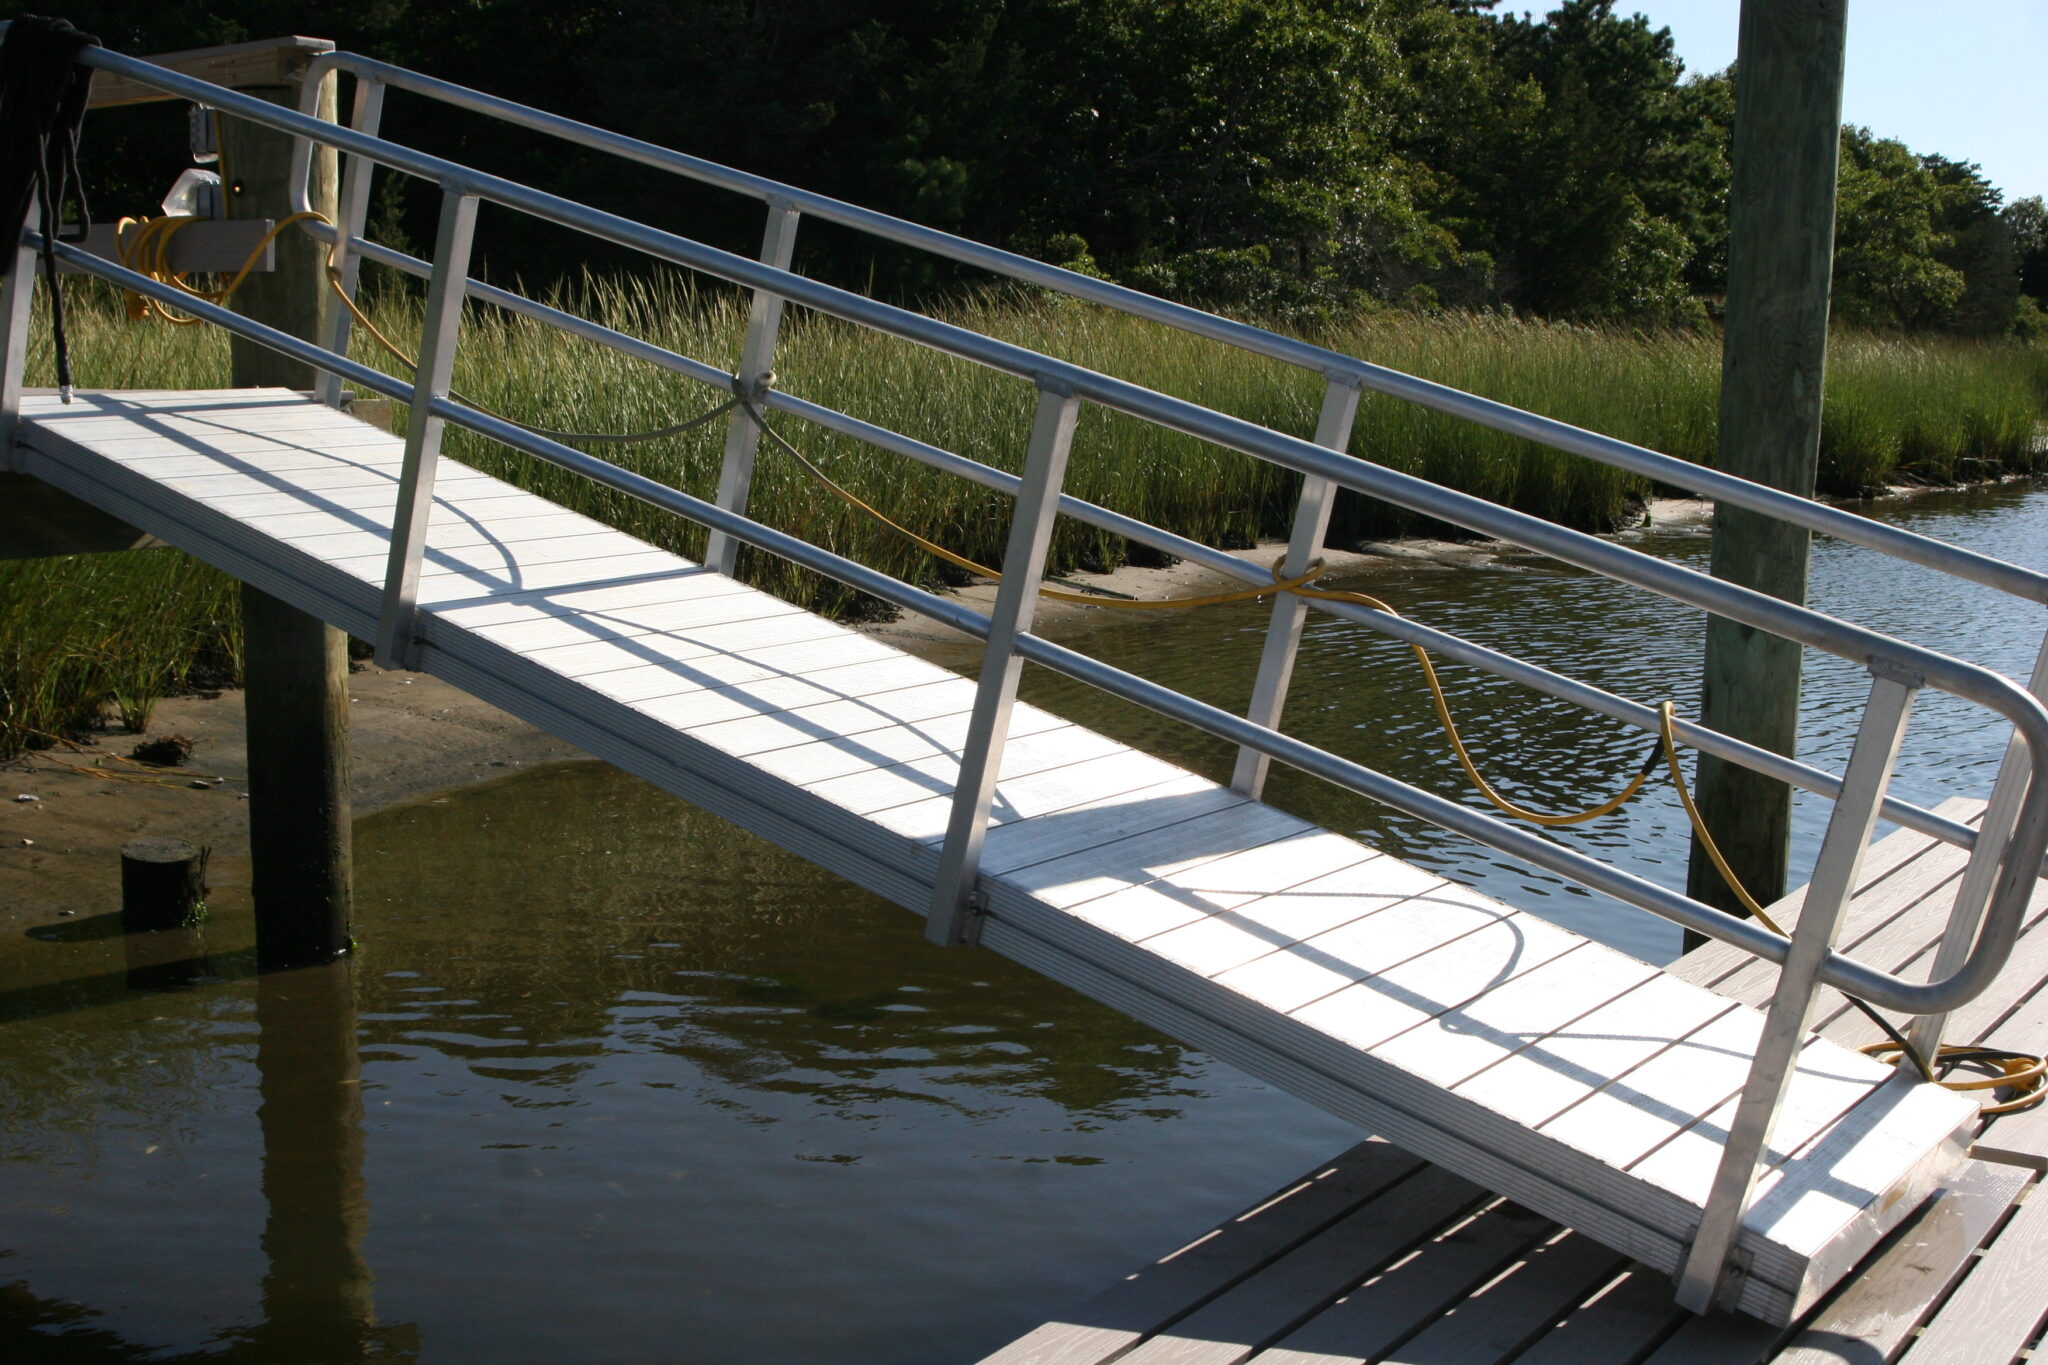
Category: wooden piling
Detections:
[
  {"x1": 244, "y1": 583, "x2": 353, "y2": 967},
  {"x1": 1687, "y1": 0, "x2": 1848, "y2": 927},
  {"x1": 216, "y1": 77, "x2": 337, "y2": 389},
  {"x1": 217, "y1": 63, "x2": 356, "y2": 965},
  {"x1": 120, "y1": 836, "x2": 208, "y2": 932}
]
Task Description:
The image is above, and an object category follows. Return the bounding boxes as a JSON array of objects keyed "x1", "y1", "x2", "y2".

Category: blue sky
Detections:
[{"x1": 1603, "y1": 1, "x2": 2046, "y2": 205}]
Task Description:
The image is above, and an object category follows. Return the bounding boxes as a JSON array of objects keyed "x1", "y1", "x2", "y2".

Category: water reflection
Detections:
[
  {"x1": 3, "y1": 765, "x2": 1353, "y2": 1363},
  {"x1": 239, "y1": 964, "x2": 404, "y2": 1363},
  {"x1": 123, "y1": 925, "x2": 211, "y2": 994},
  {"x1": 2, "y1": 949, "x2": 412, "y2": 1363}
]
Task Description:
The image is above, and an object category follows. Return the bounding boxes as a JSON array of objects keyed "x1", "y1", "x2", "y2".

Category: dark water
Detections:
[{"x1": 2, "y1": 481, "x2": 2042, "y2": 1362}]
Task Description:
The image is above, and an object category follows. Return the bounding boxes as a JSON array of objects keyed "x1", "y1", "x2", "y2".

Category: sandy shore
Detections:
[{"x1": 0, "y1": 667, "x2": 581, "y2": 931}]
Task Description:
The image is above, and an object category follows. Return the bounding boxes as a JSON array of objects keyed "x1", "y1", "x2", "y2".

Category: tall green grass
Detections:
[
  {"x1": 0, "y1": 550, "x2": 240, "y2": 743},
  {"x1": 3, "y1": 275, "x2": 2043, "y2": 751}
]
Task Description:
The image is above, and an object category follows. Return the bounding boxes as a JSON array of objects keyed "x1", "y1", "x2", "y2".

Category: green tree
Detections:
[
  {"x1": 1429, "y1": 0, "x2": 1711, "y2": 323},
  {"x1": 1833, "y1": 128, "x2": 1971, "y2": 330}
]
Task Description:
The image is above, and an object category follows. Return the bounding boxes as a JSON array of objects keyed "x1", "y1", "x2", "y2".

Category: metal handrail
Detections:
[
  {"x1": 41, "y1": 40, "x2": 2048, "y2": 1026},
  {"x1": 49, "y1": 238, "x2": 2025, "y2": 1022},
  {"x1": 264, "y1": 55, "x2": 2037, "y2": 869},
  {"x1": 284, "y1": 50, "x2": 2048, "y2": 607},
  {"x1": 248, "y1": 212, "x2": 2016, "y2": 869}
]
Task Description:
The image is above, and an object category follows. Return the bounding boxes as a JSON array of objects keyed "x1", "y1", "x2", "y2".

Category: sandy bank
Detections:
[{"x1": 0, "y1": 667, "x2": 581, "y2": 930}]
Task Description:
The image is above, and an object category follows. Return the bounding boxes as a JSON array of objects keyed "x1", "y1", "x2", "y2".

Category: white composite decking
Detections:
[
  {"x1": 980, "y1": 804, "x2": 2048, "y2": 1365},
  {"x1": 12, "y1": 390, "x2": 1982, "y2": 1323}
]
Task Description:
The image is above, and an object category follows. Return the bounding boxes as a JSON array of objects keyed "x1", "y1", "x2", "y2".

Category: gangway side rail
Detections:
[
  {"x1": 54, "y1": 231, "x2": 2034, "y2": 1026},
  {"x1": 287, "y1": 50, "x2": 2048, "y2": 608}
]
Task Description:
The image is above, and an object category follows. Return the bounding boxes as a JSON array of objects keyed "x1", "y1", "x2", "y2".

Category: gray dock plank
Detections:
[
  {"x1": 1370, "y1": 1232, "x2": 1627, "y2": 1365},
  {"x1": 1117, "y1": 1166, "x2": 1490, "y2": 1365},
  {"x1": 1506, "y1": 1268, "x2": 1689, "y2": 1365},
  {"x1": 972, "y1": 1141, "x2": 1426, "y2": 1365},
  {"x1": 1897, "y1": 1175, "x2": 2048, "y2": 1365},
  {"x1": 1239, "y1": 1200, "x2": 1555, "y2": 1365}
]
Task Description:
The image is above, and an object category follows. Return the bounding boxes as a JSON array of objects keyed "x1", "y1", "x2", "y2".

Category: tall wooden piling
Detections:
[
  {"x1": 1687, "y1": 1, "x2": 1848, "y2": 926},
  {"x1": 216, "y1": 65, "x2": 337, "y2": 388},
  {"x1": 219, "y1": 66, "x2": 355, "y2": 965},
  {"x1": 243, "y1": 585, "x2": 353, "y2": 967}
]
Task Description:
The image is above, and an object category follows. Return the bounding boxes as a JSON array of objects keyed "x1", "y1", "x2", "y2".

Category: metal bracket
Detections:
[
  {"x1": 929, "y1": 888, "x2": 990, "y2": 948},
  {"x1": 1679, "y1": 1235, "x2": 1753, "y2": 1314},
  {"x1": 960, "y1": 889, "x2": 992, "y2": 946},
  {"x1": 1867, "y1": 656, "x2": 1926, "y2": 689}
]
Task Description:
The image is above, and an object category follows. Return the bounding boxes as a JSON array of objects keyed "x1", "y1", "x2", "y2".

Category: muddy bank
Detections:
[{"x1": 0, "y1": 667, "x2": 581, "y2": 931}]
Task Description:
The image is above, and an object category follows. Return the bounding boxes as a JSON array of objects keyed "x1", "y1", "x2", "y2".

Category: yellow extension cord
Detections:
[{"x1": 117, "y1": 209, "x2": 2043, "y2": 1114}]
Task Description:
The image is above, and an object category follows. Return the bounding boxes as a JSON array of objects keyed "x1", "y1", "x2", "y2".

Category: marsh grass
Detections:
[{"x1": 3, "y1": 273, "x2": 2042, "y2": 751}]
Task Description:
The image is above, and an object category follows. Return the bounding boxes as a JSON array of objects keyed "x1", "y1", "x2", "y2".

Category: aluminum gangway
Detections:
[{"x1": 6, "y1": 41, "x2": 2047, "y2": 1326}]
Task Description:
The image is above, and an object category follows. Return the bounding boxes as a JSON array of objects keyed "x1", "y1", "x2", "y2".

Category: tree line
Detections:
[{"x1": 58, "y1": 0, "x2": 2048, "y2": 334}]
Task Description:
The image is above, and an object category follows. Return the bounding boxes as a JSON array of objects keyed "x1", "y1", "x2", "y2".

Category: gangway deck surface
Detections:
[
  {"x1": 13, "y1": 388, "x2": 1982, "y2": 1325},
  {"x1": 976, "y1": 802, "x2": 2048, "y2": 1364}
]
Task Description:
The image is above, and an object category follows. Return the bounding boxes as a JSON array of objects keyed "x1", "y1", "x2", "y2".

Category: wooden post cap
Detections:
[
  {"x1": 121, "y1": 838, "x2": 209, "y2": 933},
  {"x1": 122, "y1": 836, "x2": 200, "y2": 864}
]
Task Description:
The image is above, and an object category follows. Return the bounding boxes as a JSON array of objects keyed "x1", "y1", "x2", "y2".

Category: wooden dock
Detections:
[{"x1": 979, "y1": 804, "x2": 2048, "y2": 1364}]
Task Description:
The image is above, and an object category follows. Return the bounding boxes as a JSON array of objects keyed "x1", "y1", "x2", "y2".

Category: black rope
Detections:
[{"x1": 0, "y1": 15, "x2": 98, "y2": 401}]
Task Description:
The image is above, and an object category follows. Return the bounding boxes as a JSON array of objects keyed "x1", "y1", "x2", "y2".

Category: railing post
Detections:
[
  {"x1": 1231, "y1": 376, "x2": 1362, "y2": 797},
  {"x1": 314, "y1": 76, "x2": 386, "y2": 410},
  {"x1": 703, "y1": 199, "x2": 801, "y2": 576},
  {"x1": 0, "y1": 203, "x2": 37, "y2": 465},
  {"x1": 1675, "y1": 663, "x2": 1920, "y2": 1314},
  {"x1": 927, "y1": 385, "x2": 1083, "y2": 946},
  {"x1": 1907, "y1": 620, "x2": 2048, "y2": 1059},
  {"x1": 374, "y1": 186, "x2": 478, "y2": 668}
]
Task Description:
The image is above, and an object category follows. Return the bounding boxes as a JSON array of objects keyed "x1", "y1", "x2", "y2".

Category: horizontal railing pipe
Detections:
[
  {"x1": 70, "y1": 44, "x2": 2048, "y2": 668},
  {"x1": 427, "y1": 398, "x2": 993, "y2": 643},
  {"x1": 741, "y1": 395, "x2": 1998, "y2": 859},
  {"x1": 41, "y1": 236, "x2": 417, "y2": 407},
  {"x1": 288, "y1": 53, "x2": 1373, "y2": 379}
]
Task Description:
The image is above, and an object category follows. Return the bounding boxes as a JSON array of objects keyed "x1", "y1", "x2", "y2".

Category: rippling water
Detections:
[{"x1": 1, "y1": 481, "x2": 2041, "y2": 1362}]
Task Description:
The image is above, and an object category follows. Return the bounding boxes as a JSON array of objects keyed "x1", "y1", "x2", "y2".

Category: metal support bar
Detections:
[
  {"x1": 0, "y1": 203, "x2": 36, "y2": 466},
  {"x1": 314, "y1": 76, "x2": 385, "y2": 408},
  {"x1": 703, "y1": 200, "x2": 799, "y2": 576},
  {"x1": 373, "y1": 187, "x2": 478, "y2": 668},
  {"x1": 1232, "y1": 377, "x2": 1362, "y2": 797},
  {"x1": 926, "y1": 386, "x2": 1082, "y2": 946},
  {"x1": 1909, "y1": 621, "x2": 2048, "y2": 1058},
  {"x1": 1675, "y1": 668, "x2": 1920, "y2": 1313}
]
